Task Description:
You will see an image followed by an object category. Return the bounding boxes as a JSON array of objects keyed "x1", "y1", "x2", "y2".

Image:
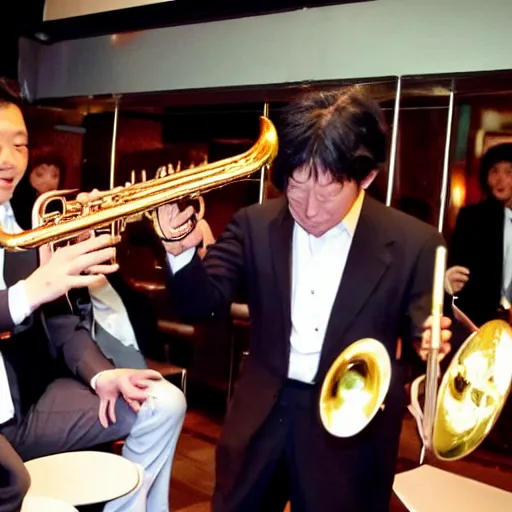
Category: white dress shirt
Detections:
[
  {"x1": 166, "y1": 190, "x2": 365, "y2": 384},
  {"x1": 0, "y1": 202, "x2": 34, "y2": 424},
  {"x1": 288, "y1": 190, "x2": 363, "y2": 382},
  {"x1": 502, "y1": 207, "x2": 512, "y2": 301},
  {"x1": 89, "y1": 280, "x2": 140, "y2": 351}
]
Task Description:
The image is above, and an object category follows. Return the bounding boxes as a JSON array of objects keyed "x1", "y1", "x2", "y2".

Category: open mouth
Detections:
[{"x1": 0, "y1": 177, "x2": 14, "y2": 187}]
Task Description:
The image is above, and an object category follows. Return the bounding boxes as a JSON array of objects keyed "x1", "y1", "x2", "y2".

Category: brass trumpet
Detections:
[
  {"x1": 319, "y1": 337, "x2": 392, "y2": 437},
  {"x1": 1, "y1": 116, "x2": 278, "y2": 251}
]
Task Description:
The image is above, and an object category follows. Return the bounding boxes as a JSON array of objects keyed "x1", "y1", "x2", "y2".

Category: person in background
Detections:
[
  {"x1": 64, "y1": 206, "x2": 216, "y2": 369},
  {"x1": 0, "y1": 82, "x2": 185, "y2": 512},
  {"x1": 67, "y1": 268, "x2": 164, "y2": 370},
  {"x1": 158, "y1": 88, "x2": 452, "y2": 512},
  {"x1": 10, "y1": 146, "x2": 65, "y2": 230},
  {"x1": 444, "y1": 143, "x2": 512, "y2": 454},
  {"x1": 445, "y1": 143, "x2": 512, "y2": 327}
]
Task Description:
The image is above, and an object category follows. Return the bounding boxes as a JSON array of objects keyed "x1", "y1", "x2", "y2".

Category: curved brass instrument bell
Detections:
[
  {"x1": 0, "y1": 116, "x2": 278, "y2": 251},
  {"x1": 431, "y1": 319, "x2": 512, "y2": 461},
  {"x1": 319, "y1": 338, "x2": 392, "y2": 437}
]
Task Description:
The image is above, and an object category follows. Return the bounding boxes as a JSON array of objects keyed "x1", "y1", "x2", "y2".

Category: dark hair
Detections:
[
  {"x1": 29, "y1": 147, "x2": 66, "y2": 184},
  {"x1": 0, "y1": 78, "x2": 22, "y2": 109},
  {"x1": 479, "y1": 143, "x2": 512, "y2": 196},
  {"x1": 271, "y1": 87, "x2": 388, "y2": 191}
]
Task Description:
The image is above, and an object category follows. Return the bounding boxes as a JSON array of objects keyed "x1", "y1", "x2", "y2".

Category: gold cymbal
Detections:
[{"x1": 433, "y1": 319, "x2": 512, "y2": 460}]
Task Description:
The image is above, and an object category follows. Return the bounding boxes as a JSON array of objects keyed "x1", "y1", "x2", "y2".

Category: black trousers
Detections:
[
  {"x1": 214, "y1": 379, "x2": 402, "y2": 512},
  {"x1": 0, "y1": 378, "x2": 137, "y2": 512},
  {"x1": 235, "y1": 380, "x2": 311, "y2": 512}
]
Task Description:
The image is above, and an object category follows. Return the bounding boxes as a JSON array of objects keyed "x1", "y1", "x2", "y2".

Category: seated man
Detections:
[
  {"x1": 0, "y1": 84, "x2": 185, "y2": 512},
  {"x1": 67, "y1": 213, "x2": 217, "y2": 369},
  {"x1": 69, "y1": 269, "x2": 163, "y2": 370}
]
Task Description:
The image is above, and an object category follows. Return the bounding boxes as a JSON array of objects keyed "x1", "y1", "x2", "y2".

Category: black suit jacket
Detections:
[
  {"x1": 448, "y1": 198, "x2": 504, "y2": 327},
  {"x1": 0, "y1": 249, "x2": 115, "y2": 420},
  {"x1": 168, "y1": 195, "x2": 444, "y2": 501}
]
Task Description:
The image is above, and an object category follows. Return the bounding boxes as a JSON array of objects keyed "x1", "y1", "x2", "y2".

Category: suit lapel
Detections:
[
  {"x1": 489, "y1": 202, "x2": 504, "y2": 298},
  {"x1": 4, "y1": 249, "x2": 39, "y2": 336},
  {"x1": 318, "y1": 197, "x2": 394, "y2": 375},
  {"x1": 268, "y1": 200, "x2": 294, "y2": 347},
  {"x1": 4, "y1": 249, "x2": 38, "y2": 287}
]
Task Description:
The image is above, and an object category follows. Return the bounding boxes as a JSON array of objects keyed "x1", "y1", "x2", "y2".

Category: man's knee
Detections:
[
  {"x1": 0, "y1": 462, "x2": 31, "y2": 511},
  {"x1": 14, "y1": 465, "x2": 31, "y2": 503},
  {"x1": 150, "y1": 379, "x2": 187, "y2": 424}
]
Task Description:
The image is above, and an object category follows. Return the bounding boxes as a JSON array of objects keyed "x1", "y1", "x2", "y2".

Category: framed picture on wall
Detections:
[{"x1": 475, "y1": 130, "x2": 512, "y2": 158}]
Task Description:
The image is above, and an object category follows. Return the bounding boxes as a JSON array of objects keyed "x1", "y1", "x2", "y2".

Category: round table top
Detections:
[
  {"x1": 25, "y1": 451, "x2": 140, "y2": 506},
  {"x1": 22, "y1": 496, "x2": 78, "y2": 511}
]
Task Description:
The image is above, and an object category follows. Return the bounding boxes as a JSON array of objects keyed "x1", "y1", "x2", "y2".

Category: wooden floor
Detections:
[{"x1": 169, "y1": 407, "x2": 512, "y2": 511}]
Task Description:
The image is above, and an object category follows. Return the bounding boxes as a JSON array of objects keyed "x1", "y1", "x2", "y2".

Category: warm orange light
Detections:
[
  {"x1": 450, "y1": 169, "x2": 466, "y2": 209},
  {"x1": 452, "y1": 183, "x2": 465, "y2": 208}
]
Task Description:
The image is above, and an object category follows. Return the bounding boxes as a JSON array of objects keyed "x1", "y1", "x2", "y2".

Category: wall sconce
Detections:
[{"x1": 450, "y1": 172, "x2": 466, "y2": 209}]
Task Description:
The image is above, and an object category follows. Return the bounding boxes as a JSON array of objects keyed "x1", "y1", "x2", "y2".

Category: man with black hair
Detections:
[
  {"x1": 158, "y1": 87, "x2": 452, "y2": 511},
  {"x1": 446, "y1": 143, "x2": 512, "y2": 327},
  {"x1": 0, "y1": 83, "x2": 185, "y2": 512}
]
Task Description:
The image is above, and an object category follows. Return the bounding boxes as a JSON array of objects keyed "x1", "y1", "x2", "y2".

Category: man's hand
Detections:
[
  {"x1": 445, "y1": 265, "x2": 470, "y2": 295},
  {"x1": 73, "y1": 230, "x2": 111, "y2": 292},
  {"x1": 415, "y1": 315, "x2": 452, "y2": 362},
  {"x1": 157, "y1": 203, "x2": 203, "y2": 256},
  {"x1": 94, "y1": 368, "x2": 163, "y2": 428},
  {"x1": 24, "y1": 234, "x2": 119, "y2": 311}
]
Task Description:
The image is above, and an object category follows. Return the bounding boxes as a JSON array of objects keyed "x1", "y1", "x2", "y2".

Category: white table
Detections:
[
  {"x1": 22, "y1": 496, "x2": 78, "y2": 511},
  {"x1": 394, "y1": 464, "x2": 512, "y2": 511},
  {"x1": 25, "y1": 451, "x2": 141, "y2": 507}
]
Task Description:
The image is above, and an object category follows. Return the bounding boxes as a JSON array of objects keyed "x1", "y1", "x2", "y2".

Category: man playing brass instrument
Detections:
[
  {"x1": 158, "y1": 88, "x2": 452, "y2": 511},
  {"x1": 0, "y1": 84, "x2": 185, "y2": 512}
]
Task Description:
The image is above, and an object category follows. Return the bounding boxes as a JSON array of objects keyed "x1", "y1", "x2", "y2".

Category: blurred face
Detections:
[
  {"x1": 286, "y1": 166, "x2": 376, "y2": 237},
  {"x1": 487, "y1": 161, "x2": 512, "y2": 205},
  {"x1": 0, "y1": 104, "x2": 28, "y2": 204},
  {"x1": 29, "y1": 163, "x2": 60, "y2": 195}
]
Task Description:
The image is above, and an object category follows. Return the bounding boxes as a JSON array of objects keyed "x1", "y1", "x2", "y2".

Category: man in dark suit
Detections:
[
  {"x1": 0, "y1": 84, "x2": 185, "y2": 512},
  {"x1": 157, "y1": 88, "x2": 452, "y2": 511},
  {"x1": 444, "y1": 143, "x2": 512, "y2": 453},
  {"x1": 69, "y1": 269, "x2": 166, "y2": 369},
  {"x1": 445, "y1": 143, "x2": 512, "y2": 328}
]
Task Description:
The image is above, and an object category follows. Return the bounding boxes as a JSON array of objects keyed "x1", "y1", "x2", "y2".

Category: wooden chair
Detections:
[
  {"x1": 145, "y1": 356, "x2": 187, "y2": 395},
  {"x1": 153, "y1": 318, "x2": 194, "y2": 394}
]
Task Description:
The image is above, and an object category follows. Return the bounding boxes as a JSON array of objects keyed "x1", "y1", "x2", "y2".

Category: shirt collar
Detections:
[
  {"x1": 0, "y1": 201, "x2": 22, "y2": 235},
  {"x1": 0, "y1": 202, "x2": 15, "y2": 226},
  {"x1": 293, "y1": 188, "x2": 365, "y2": 242},
  {"x1": 322, "y1": 187, "x2": 365, "y2": 239},
  {"x1": 505, "y1": 206, "x2": 512, "y2": 222},
  {"x1": 342, "y1": 188, "x2": 364, "y2": 237}
]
